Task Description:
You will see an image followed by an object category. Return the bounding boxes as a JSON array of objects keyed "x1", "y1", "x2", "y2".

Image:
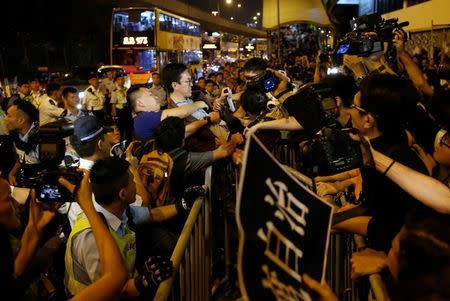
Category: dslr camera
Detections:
[
  {"x1": 16, "y1": 120, "x2": 83, "y2": 202},
  {"x1": 296, "y1": 84, "x2": 363, "y2": 176},
  {"x1": 246, "y1": 70, "x2": 280, "y2": 93},
  {"x1": 335, "y1": 13, "x2": 409, "y2": 57}
]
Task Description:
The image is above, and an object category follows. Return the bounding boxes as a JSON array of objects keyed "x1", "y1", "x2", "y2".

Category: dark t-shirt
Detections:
[
  {"x1": 365, "y1": 133, "x2": 430, "y2": 251},
  {"x1": 133, "y1": 111, "x2": 162, "y2": 140}
]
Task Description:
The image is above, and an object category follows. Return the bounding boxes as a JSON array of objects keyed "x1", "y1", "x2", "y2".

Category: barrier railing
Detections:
[
  {"x1": 281, "y1": 158, "x2": 391, "y2": 301},
  {"x1": 153, "y1": 166, "x2": 212, "y2": 301},
  {"x1": 154, "y1": 139, "x2": 391, "y2": 300},
  {"x1": 353, "y1": 235, "x2": 390, "y2": 301}
]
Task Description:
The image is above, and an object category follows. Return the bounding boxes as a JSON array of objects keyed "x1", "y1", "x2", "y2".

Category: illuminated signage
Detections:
[
  {"x1": 122, "y1": 36, "x2": 149, "y2": 46},
  {"x1": 203, "y1": 43, "x2": 218, "y2": 49},
  {"x1": 245, "y1": 44, "x2": 255, "y2": 51}
]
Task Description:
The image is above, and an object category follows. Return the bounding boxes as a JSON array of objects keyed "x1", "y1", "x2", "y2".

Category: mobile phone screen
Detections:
[{"x1": 37, "y1": 184, "x2": 64, "y2": 202}]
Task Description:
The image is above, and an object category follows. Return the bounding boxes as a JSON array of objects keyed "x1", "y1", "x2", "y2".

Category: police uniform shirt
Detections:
[
  {"x1": 149, "y1": 85, "x2": 167, "y2": 107},
  {"x1": 7, "y1": 92, "x2": 31, "y2": 108},
  {"x1": 69, "y1": 201, "x2": 148, "y2": 286},
  {"x1": 65, "y1": 109, "x2": 82, "y2": 123},
  {"x1": 30, "y1": 90, "x2": 44, "y2": 108},
  {"x1": 14, "y1": 123, "x2": 39, "y2": 164},
  {"x1": 100, "y1": 78, "x2": 116, "y2": 96},
  {"x1": 82, "y1": 85, "x2": 105, "y2": 111},
  {"x1": 110, "y1": 84, "x2": 128, "y2": 110},
  {"x1": 39, "y1": 96, "x2": 65, "y2": 126},
  {"x1": 62, "y1": 158, "x2": 146, "y2": 228}
]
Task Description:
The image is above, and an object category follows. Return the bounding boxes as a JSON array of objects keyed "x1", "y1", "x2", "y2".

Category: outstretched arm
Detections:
[
  {"x1": 372, "y1": 149, "x2": 450, "y2": 214},
  {"x1": 161, "y1": 101, "x2": 208, "y2": 120},
  {"x1": 14, "y1": 191, "x2": 57, "y2": 278},
  {"x1": 244, "y1": 117, "x2": 303, "y2": 138}
]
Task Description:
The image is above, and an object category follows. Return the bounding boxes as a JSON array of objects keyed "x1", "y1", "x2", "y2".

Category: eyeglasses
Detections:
[
  {"x1": 440, "y1": 132, "x2": 450, "y2": 148},
  {"x1": 179, "y1": 80, "x2": 193, "y2": 86},
  {"x1": 350, "y1": 103, "x2": 369, "y2": 115}
]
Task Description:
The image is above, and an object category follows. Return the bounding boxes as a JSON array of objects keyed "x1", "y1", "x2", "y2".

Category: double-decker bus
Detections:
[{"x1": 110, "y1": 7, "x2": 202, "y2": 83}]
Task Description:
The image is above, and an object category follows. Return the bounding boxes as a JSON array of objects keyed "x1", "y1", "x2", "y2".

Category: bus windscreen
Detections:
[{"x1": 113, "y1": 10, "x2": 155, "y2": 47}]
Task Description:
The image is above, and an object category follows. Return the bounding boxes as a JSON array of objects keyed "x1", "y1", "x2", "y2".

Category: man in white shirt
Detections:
[
  {"x1": 81, "y1": 72, "x2": 105, "y2": 122},
  {"x1": 4, "y1": 100, "x2": 40, "y2": 185},
  {"x1": 39, "y1": 82, "x2": 66, "y2": 126},
  {"x1": 100, "y1": 70, "x2": 116, "y2": 118},
  {"x1": 110, "y1": 75, "x2": 132, "y2": 142},
  {"x1": 62, "y1": 87, "x2": 82, "y2": 123},
  {"x1": 7, "y1": 78, "x2": 31, "y2": 108},
  {"x1": 64, "y1": 156, "x2": 173, "y2": 298},
  {"x1": 29, "y1": 78, "x2": 44, "y2": 109},
  {"x1": 149, "y1": 72, "x2": 167, "y2": 109}
]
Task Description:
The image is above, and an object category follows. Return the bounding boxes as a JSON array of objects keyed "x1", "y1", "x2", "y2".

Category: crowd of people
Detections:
[{"x1": 0, "y1": 26, "x2": 449, "y2": 301}]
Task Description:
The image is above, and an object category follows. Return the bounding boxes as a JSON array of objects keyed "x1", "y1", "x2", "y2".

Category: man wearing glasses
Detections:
[
  {"x1": 161, "y1": 63, "x2": 227, "y2": 149},
  {"x1": 339, "y1": 73, "x2": 430, "y2": 252}
]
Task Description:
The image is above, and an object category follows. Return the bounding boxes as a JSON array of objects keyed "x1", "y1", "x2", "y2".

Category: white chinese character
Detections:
[
  {"x1": 261, "y1": 265, "x2": 312, "y2": 301},
  {"x1": 257, "y1": 221, "x2": 303, "y2": 281},
  {"x1": 264, "y1": 178, "x2": 309, "y2": 237}
]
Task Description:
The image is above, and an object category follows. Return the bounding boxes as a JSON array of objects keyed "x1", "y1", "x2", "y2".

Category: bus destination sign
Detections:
[{"x1": 122, "y1": 36, "x2": 149, "y2": 46}]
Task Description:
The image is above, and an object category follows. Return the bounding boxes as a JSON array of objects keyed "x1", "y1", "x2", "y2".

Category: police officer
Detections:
[
  {"x1": 29, "y1": 77, "x2": 44, "y2": 109},
  {"x1": 7, "y1": 78, "x2": 32, "y2": 108},
  {"x1": 149, "y1": 72, "x2": 167, "y2": 109},
  {"x1": 82, "y1": 72, "x2": 106, "y2": 122},
  {"x1": 4, "y1": 100, "x2": 40, "y2": 185},
  {"x1": 110, "y1": 74, "x2": 132, "y2": 143},
  {"x1": 39, "y1": 82, "x2": 66, "y2": 126},
  {"x1": 100, "y1": 70, "x2": 116, "y2": 118}
]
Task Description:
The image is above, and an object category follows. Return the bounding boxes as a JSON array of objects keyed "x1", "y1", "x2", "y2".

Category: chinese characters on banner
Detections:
[{"x1": 236, "y1": 134, "x2": 334, "y2": 301}]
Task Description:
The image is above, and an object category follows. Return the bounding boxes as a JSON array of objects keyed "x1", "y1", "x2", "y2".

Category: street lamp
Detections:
[
  {"x1": 253, "y1": 16, "x2": 257, "y2": 20},
  {"x1": 226, "y1": 0, "x2": 233, "y2": 4},
  {"x1": 257, "y1": 12, "x2": 260, "y2": 16},
  {"x1": 230, "y1": 16, "x2": 234, "y2": 20},
  {"x1": 237, "y1": 3, "x2": 241, "y2": 7}
]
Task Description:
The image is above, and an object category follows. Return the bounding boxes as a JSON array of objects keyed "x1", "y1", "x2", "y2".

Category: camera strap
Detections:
[{"x1": 274, "y1": 89, "x2": 291, "y2": 100}]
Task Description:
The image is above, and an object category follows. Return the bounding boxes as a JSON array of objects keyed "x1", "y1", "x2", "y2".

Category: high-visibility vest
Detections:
[
  {"x1": 64, "y1": 214, "x2": 136, "y2": 296},
  {"x1": 114, "y1": 88, "x2": 128, "y2": 109}
]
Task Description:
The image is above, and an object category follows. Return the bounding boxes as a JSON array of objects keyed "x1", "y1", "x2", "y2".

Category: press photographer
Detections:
[
  {"x1": 243, "y1": 58, "x2": 294, "y2": 105},
  {"x1": 335, "y1": 13, "x2": 409, "y2": 59},
  {"x1": 335, "y1": 13, "x2": 410, "y2": 81},
  {"x1": 13, "y1": 117, "x2": 84, "y2": 204}
]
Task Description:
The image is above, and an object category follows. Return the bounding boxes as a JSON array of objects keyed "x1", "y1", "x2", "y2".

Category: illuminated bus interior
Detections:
[
  {"x1": 113, "y1": 49, "x2": 157, "y2": 71},
  {"x1": 112, "y1": 10, "x2": 156, "y2": 47},
  {"x1": 159, "y1": 13, "x2": 201, "y2": 37}
]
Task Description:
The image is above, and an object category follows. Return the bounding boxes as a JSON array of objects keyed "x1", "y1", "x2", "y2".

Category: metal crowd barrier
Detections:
[
  {"x1": 272, "y1": 138, "x2": 298, "y2": 168},
  {"x1": 153, "y1": 166, "x2": 212, "y2": 301},
  {"x1": 282, "y1": 159, "x2": 391, "y2": 301}
]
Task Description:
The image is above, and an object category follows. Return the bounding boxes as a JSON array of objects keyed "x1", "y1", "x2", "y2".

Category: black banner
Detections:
[{"x1": 236, "y1": 134, "x2": 334, "y2": 301}]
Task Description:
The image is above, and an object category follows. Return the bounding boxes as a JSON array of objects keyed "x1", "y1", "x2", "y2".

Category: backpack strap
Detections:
[{"x1": 169, "y1": 147, "x2": 187, "y2": 161}]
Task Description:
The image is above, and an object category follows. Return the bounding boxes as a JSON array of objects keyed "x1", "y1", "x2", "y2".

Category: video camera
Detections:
[
  {"x1": 246, "y1": 70, "x2": 280, "y2": 93},
  {"x1": 335, "y1": 13, "x2": 409, "y2": 57},
  {"x1": 16, "y1": 120, "x2": 83, "y2": 202},
  {"x1": 293, "y1": 84, "x2": 363, "y2": 176}
]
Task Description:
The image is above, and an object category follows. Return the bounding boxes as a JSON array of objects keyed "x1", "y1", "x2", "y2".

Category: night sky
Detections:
[
  {"x1": 0, "y1": 0, "x2": 262, "y2": 77},
  {"x1": 188, "y1": 0, "x2": 262, "y2": 27}
]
